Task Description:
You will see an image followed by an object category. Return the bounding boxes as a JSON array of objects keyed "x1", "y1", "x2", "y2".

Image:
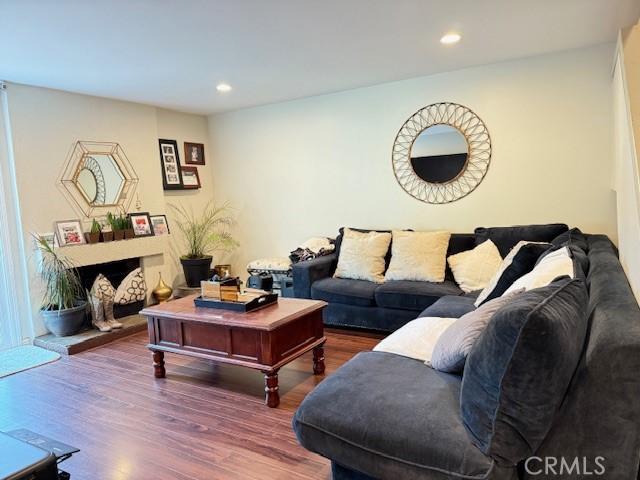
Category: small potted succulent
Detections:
[
  {"x1": 101, "y1": 222, "x2": 114, "y2": 242},
  {"x1": 169, "y1": 201, "x2": 239, "y2": 287},
  {"x1": 34, "y1": 234, "x2": 87, "y2": 336},
  {"x1": 85, "y1": 218, "x2": 101, "y2": 244},
  {"x1": 107, "y1": 212, "x2": 126, "y2": 241}
]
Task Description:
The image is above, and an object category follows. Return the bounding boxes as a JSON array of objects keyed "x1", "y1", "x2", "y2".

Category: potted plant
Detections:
[
  {"x1": 107, "y1": 212, "x2": 125, "y2": 240},
  {"x1": 34, "y1": 234, "x2": 87, "y2": 336},
  {"x1": 101, "y1": 222, "x2": 114, "y2": 242},
  {"x1": 85, "y1": 218, "x2": 101, "y2": 244},
  {"x1": 124, "y1": 215, "x2": 135, "y2": 239},
  {"x1": 170, "y1": 201, "x2": 239, "y2": 287}
]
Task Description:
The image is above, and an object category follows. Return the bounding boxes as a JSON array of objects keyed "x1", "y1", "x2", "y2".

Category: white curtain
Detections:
[{"x1": 0, "y1": 82, "x2": 32, "y2": 349}]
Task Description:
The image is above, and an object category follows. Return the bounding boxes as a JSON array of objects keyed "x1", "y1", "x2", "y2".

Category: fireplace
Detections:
[{"x1": 77, "y1": 257, "x2": 145, "y2": 320}]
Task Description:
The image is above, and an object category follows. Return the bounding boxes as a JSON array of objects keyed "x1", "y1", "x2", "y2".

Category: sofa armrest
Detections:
[{"x1": 292, "y1": 253, "x2": 338, "y2": 299}]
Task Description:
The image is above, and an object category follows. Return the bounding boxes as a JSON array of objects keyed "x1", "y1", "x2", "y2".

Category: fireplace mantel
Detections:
[{"x1": 59, "y1": 236, "x2": 169, "y2": 267}]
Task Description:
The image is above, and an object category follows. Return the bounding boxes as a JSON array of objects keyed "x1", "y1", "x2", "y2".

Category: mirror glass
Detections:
[
  {"x1": 410, "y1": 125, "x2": 469, "y2": 183},
  {"x1": 76, "y1": 154, "x2": 125, "y2": 205},
  {"x1": 77, "y1": 168, "x2": 98, "y2": 202}
]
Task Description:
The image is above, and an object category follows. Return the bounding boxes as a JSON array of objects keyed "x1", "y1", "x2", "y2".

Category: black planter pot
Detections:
[
  {"x1": 181, "y1": 256, "x2": 213, "y2": 287},
  {"x1": 41, "y1": 301, "x2": 87, "y2": 337}
]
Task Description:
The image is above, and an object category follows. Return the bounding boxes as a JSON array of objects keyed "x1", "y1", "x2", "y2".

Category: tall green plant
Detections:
[
  {"x1": 169, "y1": 201, "x2": 239, "y2": 259},
  {"x1": 34, "y1": 234, "x2": 84, "y2": 311}
]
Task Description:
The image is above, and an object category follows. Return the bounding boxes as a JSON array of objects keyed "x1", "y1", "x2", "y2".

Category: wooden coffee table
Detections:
[{"x1": 140, "y1": 295, "x2": 327, "y2": 407}]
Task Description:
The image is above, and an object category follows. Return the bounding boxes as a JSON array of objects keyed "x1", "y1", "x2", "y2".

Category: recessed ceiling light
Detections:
[
  {"x1": 440, "y1": 33, "x2": 461, "y2": 45},
  {"x1": 216, "y1": 83, "x2": 232, "y2": 93}
]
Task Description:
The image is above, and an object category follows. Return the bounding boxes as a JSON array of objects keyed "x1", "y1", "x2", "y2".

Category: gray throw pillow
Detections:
[{"x1": 430, "y1": 289, "x2": 524, "y2": 373}]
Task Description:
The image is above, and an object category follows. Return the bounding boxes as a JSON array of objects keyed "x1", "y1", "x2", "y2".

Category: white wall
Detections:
[
  {"x1": 208, "y1": 45, "x2": 617, "y2": 275},
  {"x1": 6, "y1": 83, "x2": 213, "y2": 336},
  {"x1": 616, "y1": 25, "x2": 640, "y2": 302}
]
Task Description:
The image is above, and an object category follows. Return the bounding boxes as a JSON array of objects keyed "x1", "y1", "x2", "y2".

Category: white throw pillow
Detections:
[
  {"x1": 384, "y1": 230, "x2": 451, "y2": 282},
  {"x1": 373, "y1": 316, "x2": 457, "y2": 363},
  {"x1": 474, "y1": 241, "x2": 548, "y2": 306},
  {"x1": 334, "y1": 229, "x2": 392, "y2": 283},
  {"x1": 447, "y1": 240, "x2": 502, "y2": 293},
  {"x1": 114, "y1": 268, "x2": 147, "y2": 304},
  {"x1": 503, "y1": 246, "x2": 574, "y2": 295}
]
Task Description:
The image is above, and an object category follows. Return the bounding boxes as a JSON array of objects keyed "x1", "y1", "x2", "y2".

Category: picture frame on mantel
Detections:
[
  {"x1": 184, "y1": 142, "x2": 205, "y2": 165},
  {"x1": 159, "y1": 139, "x2": 183, "y2": 190},
  {"x1": 129, "y1": 212, "x2": 154, "y2": 237},
  {"x1": 54, "y1": 219, "x2": 86, "y2": 247}
]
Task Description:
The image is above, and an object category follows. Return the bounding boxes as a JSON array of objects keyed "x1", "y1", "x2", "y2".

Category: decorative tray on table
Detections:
[{"x1": 194, "y1": 277, "x2": 278, "y2": 312}]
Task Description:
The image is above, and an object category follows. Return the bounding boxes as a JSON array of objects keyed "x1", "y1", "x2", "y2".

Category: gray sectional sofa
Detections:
[
  {"x1": 292, "y1": 233, "x2": 640, "y2": 479},
  {"x1": 292, "y1": 224, "x2": 568, "y2": 332}
]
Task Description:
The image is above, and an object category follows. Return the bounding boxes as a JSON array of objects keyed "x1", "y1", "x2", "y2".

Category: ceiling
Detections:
[{"x1": 1, "y1": 0, "x2": 638, "y2": 114}]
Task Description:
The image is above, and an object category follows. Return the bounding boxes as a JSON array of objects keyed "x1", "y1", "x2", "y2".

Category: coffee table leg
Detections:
[
  {"x1": 313, "y1": 345, "x2": 325, "y2": 375},
  {"x1": 263, "y1": 370, "x2": 280, "y2": 407},
  {"x1": 152, "y1": 351, "x2": 166, "y2": 378}
]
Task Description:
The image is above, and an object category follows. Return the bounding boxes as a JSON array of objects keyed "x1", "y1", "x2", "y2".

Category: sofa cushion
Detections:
[
  {"x1": 461, "y1": 277, "x2": 589, "y2": 466},
  {"x1": 311, "y1": 277, "x2": 377, "y2": 307},
  {"x1": 375, "y1": 280, "x2": 463, "y2": 311},
  {"x1": 447, "y1": 239, "x2": 503, "y2": 293},
  {"x1": 334, "y1": 228, "x2": 392, "y2": 283},
  {"x1": 550, "y1": 227, "x2": 588, "y2": 252},
  {"x1": 431, "y1": 289, "x2": 524, "y2": 373},
  {"x1": 475, "y1": 241, "x2": 550, "y2": 306},
  {"x1": 293, "y1": 351, "x2": 511, "y2": 480},
  {"x1": 373, "y1": 316, "x2": 457, "y2": 363},
  {"x1": 384, "y1": 230, "x2": 451, "y2": 282},
  {"x1": 474, "y1": 223, "x2": 568, "y2": 257},
  {"x1": 504, "y1": 246, "x2": 573, "y2": 295},
  {"x1": 445, "y1": 233, "x2": 477, "y2": 281},
  {"x1": 419, "y1": 295, "x2": 477, "y2": 318}
]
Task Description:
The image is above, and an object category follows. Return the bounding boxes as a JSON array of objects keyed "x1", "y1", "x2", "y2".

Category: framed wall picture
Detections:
[
  {"x1": 150, "y1": 215, "x2": 170, "y2": 236},
  {"x1": 159, "y1": 139, "x2": 183, "y2": 190},
  {"x1": 39, "y1": 232, "x2": 59, "y2": 249},
  {"x1": 181, "y1": 166, "x2": 201, "y2": 189},
  {"x1": 129, "y1": 212, "x2": 154, "y2": 237},
  {"x1": 55, "y1": 220, "x2": 85, "y2": 246},
  {"x1": 184, "y1": 142, "x2": 205, "y2": 165}
]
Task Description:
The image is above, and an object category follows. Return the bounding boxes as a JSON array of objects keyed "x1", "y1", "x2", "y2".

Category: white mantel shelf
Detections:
[{"x1": 60, "y1": 235, "x2": 169, "y2": 267}]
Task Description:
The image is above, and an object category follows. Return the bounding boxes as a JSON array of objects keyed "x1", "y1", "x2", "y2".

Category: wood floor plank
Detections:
[{"x1": 0, "y1": 330, "x2": 378, "y2": 480}]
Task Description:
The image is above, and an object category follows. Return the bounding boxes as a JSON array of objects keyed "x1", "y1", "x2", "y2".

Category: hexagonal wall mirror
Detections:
[{"x1": 59, "y1": 141, "x2": 138, "y2": 218}]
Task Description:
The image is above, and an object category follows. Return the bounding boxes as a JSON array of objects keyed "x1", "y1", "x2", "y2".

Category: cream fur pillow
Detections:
[
  {"x1": 447, "y1": 240, "x2": 502, "y2": 293},
  {"x1": 334, "y1": 229, "x2": 392, "y2": 283},
  {"x1": 384, "y1": 230, "x2": 451, "y2": 282}
]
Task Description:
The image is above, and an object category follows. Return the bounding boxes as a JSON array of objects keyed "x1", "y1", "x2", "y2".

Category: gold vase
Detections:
[{"x1": 152, "y1": 273, "x2": 173, "y2": 303}]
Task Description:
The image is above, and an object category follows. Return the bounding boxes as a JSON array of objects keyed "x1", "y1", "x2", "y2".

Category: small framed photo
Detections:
[
  {"x1": 129, "y1": 212, "x2": 154, "y2": 237},
  {"x1": 55, "y1": 220, "x2": 85, "y2": 246},
  {"x1": 150, "y1": 215, "x2": 170, "y2": 236},
  {"x1": 181, "y1": 166, "x2": 201, "y2": 189},
  {"x1": 184, "y1": 142, "x2": 205, "y2": 165},
  {"x1": 159, "y1": 139, "x2": 183, "y2": 190},
  {"x1": 39, "y1": 232, "x2": 59, "y2": 249}
]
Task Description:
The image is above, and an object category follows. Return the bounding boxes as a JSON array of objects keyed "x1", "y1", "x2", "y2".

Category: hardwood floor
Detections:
[{"x1": 0, "y1": 329, "x2": 381, "y2": 480}]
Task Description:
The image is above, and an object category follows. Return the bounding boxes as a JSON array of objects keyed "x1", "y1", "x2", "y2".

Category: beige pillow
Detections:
[
  {"x1": 447, "y1": 240, "x2": 502, "y2": 293},
  {"x1": 334, "y1": 228, "x2": 392, "y2": 283},
  {"x1": 384, "y1": 230, "x2": 451, "y2": 282}
]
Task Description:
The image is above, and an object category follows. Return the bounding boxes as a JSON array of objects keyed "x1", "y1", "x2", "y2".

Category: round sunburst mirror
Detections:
[{"x1": 392, "y1": 102, "x2": 491, "y2": 204}]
